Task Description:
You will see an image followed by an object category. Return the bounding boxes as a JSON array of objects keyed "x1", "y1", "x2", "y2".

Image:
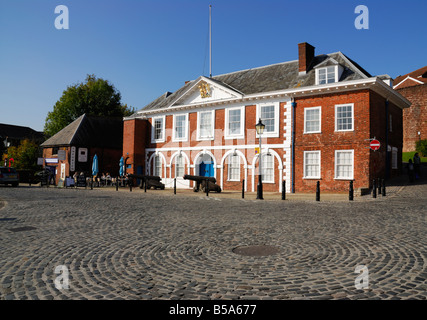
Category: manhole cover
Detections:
[{"x1": 232, "y1": 245, "x2": 280, "y2": 257}]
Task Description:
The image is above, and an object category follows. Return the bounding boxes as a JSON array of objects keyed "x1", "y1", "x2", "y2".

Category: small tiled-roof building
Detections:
[
  {"x1": 40, "y1": 114, "x2": 123, "y2": 184},
  {"x1": 123, "y1": 42, "x2": 410, "y2": 194},
  {"x1": 393, "y1": 66, "x2": 427, "y2": 152}
]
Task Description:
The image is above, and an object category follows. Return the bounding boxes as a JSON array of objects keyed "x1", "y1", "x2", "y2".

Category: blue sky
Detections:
[{"x1": 1, "y1": 0, "x2": 426, "y2": 132}]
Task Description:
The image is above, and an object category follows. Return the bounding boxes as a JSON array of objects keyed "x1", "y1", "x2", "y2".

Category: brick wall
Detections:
[
  {"x1": 292, "y1": 89, "x2": 403, "y2": 192},
  {"x1": 123, "y1": 118, "x2": 149, "y2": 175},
  {"x1": 395, "y1": 84, "x2": 427, "y2": 152}
]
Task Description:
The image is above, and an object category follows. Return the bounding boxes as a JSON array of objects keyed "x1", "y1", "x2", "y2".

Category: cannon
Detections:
[
  {"x1": 183, "y1": 174, "x2": 221, "y2": 193},
  {"x1": 128, "y1": 174, "x2": 165, "y2": 190}
]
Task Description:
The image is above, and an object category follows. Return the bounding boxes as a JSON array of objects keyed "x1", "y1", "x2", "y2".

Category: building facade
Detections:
[
  {"x1": 123, "y1": 43, "x2": 410, "y2": 193},
  {"x1": 393, "y1": 66, "x2": 427, "y2": 152},
  {"x1": 41, "y1": 114, "x2": 123, "y2": 185}
]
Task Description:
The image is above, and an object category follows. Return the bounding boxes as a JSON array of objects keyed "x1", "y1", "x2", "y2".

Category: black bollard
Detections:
[
  {"x1": 377, "y1": 178, "x2": 381, "y2": 195},
  {"x1": 282, "y1": 180, "x2": 286, "y2": 200},
  {"x1": 242, "y1": 179, "x2": 245, "y2": 199},
  {"x1": 382, "y1": 179, "x2": 386, "y2": 196},
  {"x1": 174, "y1": 178, "x2": 176, "y2": 195},
  {"x1": 144, "y1": 177, "x2": 147, "y2": 192},
  {"x1": 129, "y1": 179, "x2": 132, "y2": 192},
  {"x1": 372, "y1": 179, "x2": 377, "y2": 198},
  {"x1": 116, "y1": 179, "x2": 118, "y2": 191},
  {"x1": 316, "y1": 181, "x2": 320, "y2": 201},
  {"x1": 205, "y1": 179, "x2": 209, "y2": 197},
  {"x1": 349, "y1": 181, "x2": 354, "y2": 201}
]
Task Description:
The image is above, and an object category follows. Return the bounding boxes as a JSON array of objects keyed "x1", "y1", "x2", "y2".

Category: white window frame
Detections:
[
  {"x1": 153, "y1": 154, "x2": 162, "y2": 178},
  {"x1": 172, "y1": 113, "x2": 188, "y2": 142},
  {"x1": 316, "y1": 66, "x2": 337, "y2": 85},
  {"x1": 303, "y1": 151, "x2": 321, "y2": 179},
  {"x1": 197, "y1": 110, "x2": 215, "y2": 141},
  {"x1": 227, "y1": 154, "x2": 240, "y2": 181},
  {"x1": 392, "y1": 147, "x2": 398, "y2": 169},
  {"x1": 256, "y1": 102, "x2": 280, "y2": 138},
  {"x1": 151, "y1": 116, "x2": 165, "y2": 143},
  {"x1": 175, "y1": 154, "x2": 185, "y2": 178},
  {"x1": 225, "y1": 106, "x2": 245, "y2": 140},
  {"x1": 261, "y1": 153, "x2": 275, "y2": 183},
  {"x1": 304, "y1": 106, "x2": 322, "y2": 134},
  {"x1": 335, "y1": 103, "x2": 354, "y2": 132},
  {"x1": 334, "y1": 150, "x2": 354, "y2": 180}
]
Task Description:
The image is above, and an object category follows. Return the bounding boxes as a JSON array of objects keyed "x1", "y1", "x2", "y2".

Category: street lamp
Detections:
[{"x1": 255, "y1": 118, "x2": 265, "y2": 200}]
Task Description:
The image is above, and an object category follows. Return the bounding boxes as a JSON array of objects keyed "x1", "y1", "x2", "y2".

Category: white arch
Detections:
[
  {"x1": 169, "y1": 150, "x2": 191, "y2": 177},
  {"x1": 193, "y1": 150, "x2": 217, "y2": 178},
  {"x1": 220, "y1": 149, "x2": 248, "y2": 191},
  {"x1": 147, "y1": 151, "x2": 167, "y2": 178},
  {"x1": 250, "y1": 149, "x2": 283, "y2": 192}
]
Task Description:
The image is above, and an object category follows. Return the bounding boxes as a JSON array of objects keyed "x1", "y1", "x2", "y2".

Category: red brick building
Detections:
[
  {"x1": 123, "y1": 42, "x2": 410, "y2": 193},
  {"x1": 393, "y1": 66, "x2": 427, "y2": 152}
]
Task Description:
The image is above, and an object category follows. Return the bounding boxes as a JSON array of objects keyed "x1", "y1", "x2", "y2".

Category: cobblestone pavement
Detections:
[{"x1": 0, "y1": 174, "x2": 426, "y2": 300}]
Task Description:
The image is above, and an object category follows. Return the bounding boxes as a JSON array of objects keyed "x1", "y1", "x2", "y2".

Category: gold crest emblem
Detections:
[{"x1": 198, "y1": 82, "x2": 211, "y2": 98}]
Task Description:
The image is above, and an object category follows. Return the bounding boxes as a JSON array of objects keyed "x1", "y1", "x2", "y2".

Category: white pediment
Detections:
[{"x1": 170, "y1": 76, "x2": 243, "y2": 107}]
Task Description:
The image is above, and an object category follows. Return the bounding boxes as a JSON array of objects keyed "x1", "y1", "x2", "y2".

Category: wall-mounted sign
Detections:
[
  {"x1": 58, "y1": 150, "x2": 66, "y2": 161},
  {"x1": 45, "y1": 158, "x2": 59, "y2": 164},
  {"x1": 70, "y1": 147, "x2": 76, "y2": 171},
  {"x1": 78, "y1": 148, "x2": 88, "y2": 162}
]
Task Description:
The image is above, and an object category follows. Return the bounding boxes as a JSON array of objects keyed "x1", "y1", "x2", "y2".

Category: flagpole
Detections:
[{"x1": 209, "y1": 4, "x2": 212, "y2": 78}]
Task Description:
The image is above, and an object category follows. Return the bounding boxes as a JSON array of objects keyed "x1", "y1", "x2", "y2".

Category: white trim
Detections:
[
  {"x1": 304, "y1": 106, "x2": 322, "y2": 134},
  {"x1": 393, "y1": 76, "x2": 424, "y2": 89},
  {"x1": 303, "y1": 150, "x2": 321, "y2": 179},
  {"x1": 220, "y1": 149, "x2": 248, "y2": 191},
  {"x1": 193, "y1": 150, "x2": 217, "y2": 178},
  {"x1": 172, "y1": 113, "x2": 189, "y2": 142},
  {"x1": 334, "y1": 149, "x2": 354, "y2": 180},
  {"x1": 335, "y1": 103, "x2": 354, "y2": 132},
  {"x1": 148, "y1": 151, "x2": 167, "y2": 178},
  {"x1": 255, "y1": 101, "x2": 280, "y2": 138},
  {"x1": 137, "y1": 77, "x2": 410, "y2": 116},
  {"x1": 145, "y1": 143, "x2": 286, "y2": 153},
  {"x1": 250, "y1": 149, "x2": 283, "y2": 191},
  {"x1": 224, "y1": 106, "x2": 245, "y2": 140},
  {"x1": 196, "y1": 109, "x2": 215, "y2": 141},
  {"x1": 151, "y1": 115, "x2": 166, "y2": 143}
]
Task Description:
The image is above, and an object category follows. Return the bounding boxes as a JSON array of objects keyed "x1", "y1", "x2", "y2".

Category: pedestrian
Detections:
[
  {"x1": 408, "y1": 159, "x2": 415, "y2": 183},
  {"x1": 413, "y1": 153, "x2": 421, "y2": 179}
]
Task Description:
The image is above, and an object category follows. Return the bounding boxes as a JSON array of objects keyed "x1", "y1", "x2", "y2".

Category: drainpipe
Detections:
[
  {"x1": 291, "y1": 99, "x2": 296, "y2": 193},
  {"x1": 385, "y1": 99, "x2": 390, "y2": 180}
]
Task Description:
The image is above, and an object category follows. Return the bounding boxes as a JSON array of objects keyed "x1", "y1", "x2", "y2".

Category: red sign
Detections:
[{"x1": 370, "y1": 139, "x2": 381, "y2": 151}]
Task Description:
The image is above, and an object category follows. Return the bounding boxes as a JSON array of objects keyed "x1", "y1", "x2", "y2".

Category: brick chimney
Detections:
[{"x1": 298, "y1": 42, "x2": 315, "y2": 74}]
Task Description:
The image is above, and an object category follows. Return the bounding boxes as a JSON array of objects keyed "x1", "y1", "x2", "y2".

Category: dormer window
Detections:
[
  {"x1": 314, "y1": 58, "x2": 344, "y2": 85},
  {"x1": 317, "y1": 66, "x2": 336, "y2": 85}
]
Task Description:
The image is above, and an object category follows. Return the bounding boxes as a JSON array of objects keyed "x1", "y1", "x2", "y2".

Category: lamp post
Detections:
[{"x1": 256, "y1": 118, "x2": 265, "y2": 200}]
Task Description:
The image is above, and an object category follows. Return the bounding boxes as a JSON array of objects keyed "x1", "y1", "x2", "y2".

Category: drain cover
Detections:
[{"x1": 232, "y1": 245, "x2": 280, "y2": 257}]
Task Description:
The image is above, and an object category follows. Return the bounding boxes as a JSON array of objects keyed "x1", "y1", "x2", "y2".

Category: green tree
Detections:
[
  {"x1": 415, "y1": 139, "x2": 427, "y2": 157},
  {"x1": 44, "y1": 74, "x2": 135, "y2": 137},
  {"x1": 2, "y1": 139, "x2": 41, "y2": 171}
]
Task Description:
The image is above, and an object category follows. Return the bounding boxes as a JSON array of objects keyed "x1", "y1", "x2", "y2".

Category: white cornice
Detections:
[{"x1": 134, "y1": 77, "x2": 410, "y2": 117}]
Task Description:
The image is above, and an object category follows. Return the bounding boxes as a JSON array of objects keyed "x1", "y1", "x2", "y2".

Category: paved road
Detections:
[{"x1": 0, "y1": 175, "x2": 426, "y2": 300}]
